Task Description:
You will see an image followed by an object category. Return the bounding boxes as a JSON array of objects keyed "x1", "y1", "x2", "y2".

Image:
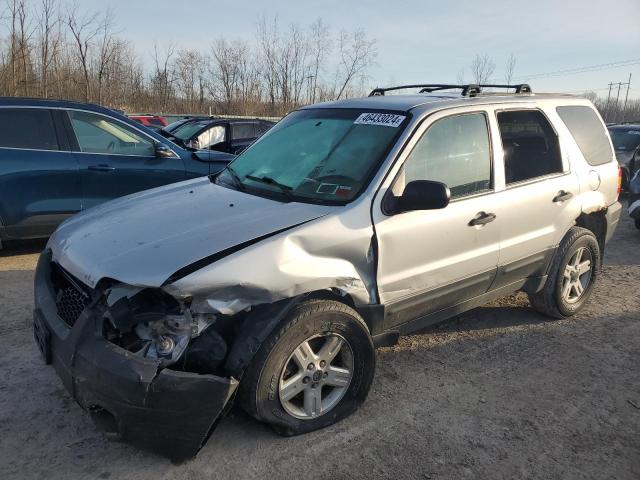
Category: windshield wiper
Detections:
[
  {"x1": 216, "y1": 164, "x2": 245, "y2": 190},
  {"x1": 245, "y1": 174, "x2": 295, "y2": 201}
]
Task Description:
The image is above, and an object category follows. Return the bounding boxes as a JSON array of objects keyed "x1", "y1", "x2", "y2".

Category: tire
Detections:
[
  {"x1": 528, "y1": 227, "x2": 600, "y2": 319},
  {"x1": 635, "y1": 218, "x2": 640, "y2": 230},
  {"x1": 238, "y1": 299, "x2": 375, "y2": 436}
]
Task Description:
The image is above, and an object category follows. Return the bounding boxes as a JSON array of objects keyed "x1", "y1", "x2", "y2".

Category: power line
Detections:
[{"x1": 514, "y1": 58, "x2": 640, "y2": 80}]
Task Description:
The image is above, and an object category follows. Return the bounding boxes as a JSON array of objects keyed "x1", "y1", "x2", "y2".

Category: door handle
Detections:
[
  {"x1": 88, "y1": 164, "x2": 116, "y2": 172},
  {"x1": 553, "y1": 190, "x2": 573, "y2": 203},
  {"x1": 468, "y1": 211, "x2": 496, "y2": 227}
]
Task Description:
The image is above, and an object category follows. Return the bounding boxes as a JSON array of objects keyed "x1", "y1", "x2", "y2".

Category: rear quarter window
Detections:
[
  {"x1": 556, "y1": 106, "x2": 613, "y2": 166},
  {"x1": 0, "y1": 108, "x2": 59, "y2": 150},
  {"x1": 232, "y1": 123, "x2": 256, "y2": 140}
]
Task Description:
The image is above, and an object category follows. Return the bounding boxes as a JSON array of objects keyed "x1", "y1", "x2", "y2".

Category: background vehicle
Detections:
[
  {"x1": 607, "y1": 123, "x2": 640, "y2": 189},
  {"x1": 0, "y1": 98, "x2": 235, "y2": 244},
  {"x1": 34, "y1": 84, "x2": 621, "y2": 460},
  {"x1": 128, "y1": 114, "x2": 168, "y2": 130},
  {"x1": 162, "y1": 117, "x2": 276, "y2": 154},
  {"x1": 164, "y1": 116, "x2": 210, "y2": 133},
  {"x1": 628, "y1": 170, "x2": 640, "y2": 230}
]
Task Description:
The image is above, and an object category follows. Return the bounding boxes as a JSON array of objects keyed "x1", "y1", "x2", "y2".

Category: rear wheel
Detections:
[
  {"x1": 238, "y1": 299, "x2": 375, "y2": 436},
  {"x1": 528, "y1": 227, "x2": 600, "y2": 319}
]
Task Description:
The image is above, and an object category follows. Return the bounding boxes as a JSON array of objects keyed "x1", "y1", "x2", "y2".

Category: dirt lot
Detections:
[{"x1": 1, "y1": 214, "x2": 638, "y2": 480}]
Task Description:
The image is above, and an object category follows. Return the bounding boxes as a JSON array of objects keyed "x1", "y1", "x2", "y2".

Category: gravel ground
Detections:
[{"x1": 0, "y1": 214, "x2": 638, "y2": 480}]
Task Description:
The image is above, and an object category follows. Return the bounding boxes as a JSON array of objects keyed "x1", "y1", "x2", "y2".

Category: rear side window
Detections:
[
  {"x1": 396, "y1": 113, "x2": 492, "y2": 199},
  {"x1": 0, "y1": 108, "x2": 59, "y2": 150},
  {"x1": 556, "y1": 106, "x2": 613, "y2": 166},
  {"x1": 232, "y1": 123, "x2": 256, "y2": 140},
  {"x1": 497, "y1": 110, "x2": 563, "y2": 184}
]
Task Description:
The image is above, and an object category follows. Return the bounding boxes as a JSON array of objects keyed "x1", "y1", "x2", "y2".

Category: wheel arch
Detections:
[
  {"x1": 222, "y1": 289, "x2": 373, "y2": 381},
  {"x1": 574, "y1": 210, "x2": 607, "y2": 262}
]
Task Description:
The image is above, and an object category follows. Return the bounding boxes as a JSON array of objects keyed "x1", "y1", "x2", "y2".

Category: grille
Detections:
[{"x1": 51, "y1": 263, "x2": 91, "y2": 327}]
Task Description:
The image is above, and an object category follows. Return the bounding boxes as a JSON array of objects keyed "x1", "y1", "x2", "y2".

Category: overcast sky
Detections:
[{"x1": 87, "y1": 0, "x2": 640, "y2": 98}]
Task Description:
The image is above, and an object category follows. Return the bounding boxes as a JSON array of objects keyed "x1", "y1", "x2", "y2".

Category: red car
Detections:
[{"x1": 128, "y1": 114, "x2": 168, "y2": 130}]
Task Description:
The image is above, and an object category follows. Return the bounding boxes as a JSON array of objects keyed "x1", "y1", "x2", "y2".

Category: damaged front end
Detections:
[{"x1": 34, "y1": 251, "x2": 239, "y2": 461}]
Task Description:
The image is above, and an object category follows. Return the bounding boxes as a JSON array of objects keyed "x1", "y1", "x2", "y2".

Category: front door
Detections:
[
  {"x1": 373, "y1": 110, "x2": 501, "y2": 329},
  {"x1": 65, "y1": 110, "x2": 186, "y2": 210}
]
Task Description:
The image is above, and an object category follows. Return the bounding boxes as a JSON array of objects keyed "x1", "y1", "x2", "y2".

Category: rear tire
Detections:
[
  {"x1": 528, "y1": 227, "x2": 600, "y2": 319},
  {"x1": 238, "y1": 299, "x2": 375, "y2": 436}
]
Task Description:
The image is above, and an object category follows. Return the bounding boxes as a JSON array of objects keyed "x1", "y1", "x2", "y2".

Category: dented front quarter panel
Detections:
[{"x1": 165, "y1": 199, "x2": 378, "y2": 315}]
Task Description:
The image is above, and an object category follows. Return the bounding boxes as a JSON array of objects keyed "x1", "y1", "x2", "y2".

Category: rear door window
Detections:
[
  {"x1": 556, "y1": 106, "x2": 613, "y2": 166},
  {"x1": 232, "y1": 122, "x2": 256, "y2": 140},
  {"x1": 69, "y1": 111, "x2": 155, "y2": 156},
  {"x1": 0, "y1": 108, "x2": 59, "y2": 150},
  {"x1": 496, "y1": 110, "x2": 563, "y2": 184}
]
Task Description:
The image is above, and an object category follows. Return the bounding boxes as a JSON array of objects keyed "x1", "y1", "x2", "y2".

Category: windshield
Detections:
[
  {"x1": 609, "y1": 128, "x2": 640, "y2": 152},
  {"x1": 216, "y1": 109, "x2": 407, "y2": 204},
  {"x1": 172, "y1": 120, "x2": 215, "y2": 140}
]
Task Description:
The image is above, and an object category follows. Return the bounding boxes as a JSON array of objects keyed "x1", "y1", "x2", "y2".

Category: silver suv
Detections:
[{"x1": 33, "y1": 84, "x2": 622, "y2": 460}]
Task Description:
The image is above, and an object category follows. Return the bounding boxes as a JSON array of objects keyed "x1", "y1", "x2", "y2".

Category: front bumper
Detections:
[{"x1": 33, "y1": 251, "x2": 238, "y2": 461}]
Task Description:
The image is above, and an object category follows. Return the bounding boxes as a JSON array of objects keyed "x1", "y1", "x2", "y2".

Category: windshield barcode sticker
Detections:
[{"x1": 354, "y1": 113, "x2": 406, "y2": 127}]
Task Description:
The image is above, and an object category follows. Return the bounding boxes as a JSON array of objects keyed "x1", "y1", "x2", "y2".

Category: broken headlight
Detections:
[{"x1": 102, "y1": 286, "x2": 215, "y2": 367}]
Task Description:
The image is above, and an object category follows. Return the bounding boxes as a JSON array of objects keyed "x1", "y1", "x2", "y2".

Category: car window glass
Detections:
[
  {"x1": 394, "y1": 113, "x2": 491, "y2": 199},
  {"x1": 69, "y1": 111, "x2": 155, "y2": 156},
  {"x1": 497, "y1": 110, "x2": 563, "y2": 184},
  {"x1": 556, "y1": 106, "x2": 613, "y2": 166},
  {"x1": 197, "y1": 125, "x2": 226, "y2": 149},
  {"x1": 608, "y1": 129, "x2": 640, "y2": 153},
  {"x1": 256, "y1": 122, "x2": 273, "y2": 135},
  {"x1": 0, "y1": 108, "x2": 59, "y2": 150},
  {"x1": 232, "y1": 123, "x2": 256, "y2": 140}
]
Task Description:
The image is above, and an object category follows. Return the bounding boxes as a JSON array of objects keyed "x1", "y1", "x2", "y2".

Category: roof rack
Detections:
[{"x1": 368, "y1": 83, "x2": 532, "y2": 97}]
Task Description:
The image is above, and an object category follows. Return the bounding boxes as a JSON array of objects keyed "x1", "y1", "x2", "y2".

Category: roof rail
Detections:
[{"x1": 368, "y1": 83, "x2": 532, "y2": 97}]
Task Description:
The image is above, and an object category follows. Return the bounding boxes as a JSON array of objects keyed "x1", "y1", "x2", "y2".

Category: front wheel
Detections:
[
  {"x1": 238, "y1": 300, "x2": 375, "y2": 436},
  {"x1": 528, "y1": 227, "x2": 600, "y2": 319}
]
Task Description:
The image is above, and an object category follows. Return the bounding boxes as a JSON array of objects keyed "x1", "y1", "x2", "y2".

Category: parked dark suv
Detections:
[
  {"x1": 607, "y1": 123, "x2": 640, "y2": 188},
  {"x1": 0, "y1": 98, "x2": 235, "y2": 244},
  {"x1": 162, "y1": 117, "x2": 276, "y2": 154}
]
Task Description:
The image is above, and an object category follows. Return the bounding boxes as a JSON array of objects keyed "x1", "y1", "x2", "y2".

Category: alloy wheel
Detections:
[{"x1": 278, "y1": 333, "x2": 353, "y2": 420}]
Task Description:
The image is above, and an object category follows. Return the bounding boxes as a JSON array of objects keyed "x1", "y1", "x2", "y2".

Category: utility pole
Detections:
[
  {"x1": 605, "y1": 82, "x2": 614, "y2": 122},
  {"x1": 622, "y1": 73, "x2": 632, "y2": 122}
]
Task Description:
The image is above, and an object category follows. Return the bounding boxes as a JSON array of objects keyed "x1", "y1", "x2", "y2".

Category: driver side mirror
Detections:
[
  {"x1": 384, "y1": 180, "x2": 451, "y2": 214},
  {"x1": 155, "y1": 143, "x2": 175, "y2": 158}
]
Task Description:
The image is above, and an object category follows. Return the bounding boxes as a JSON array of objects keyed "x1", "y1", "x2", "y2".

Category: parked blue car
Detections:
[{"x1": 0, "y1": 98, "x2": 235, "y2": 243}]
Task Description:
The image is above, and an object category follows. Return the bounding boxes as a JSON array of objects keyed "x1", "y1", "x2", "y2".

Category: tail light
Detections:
[{"x1": 617, "y1": 165, "x2": 622, "y2": 197}]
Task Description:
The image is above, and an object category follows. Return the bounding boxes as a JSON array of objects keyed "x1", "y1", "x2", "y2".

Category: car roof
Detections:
[
  {"x1": 0, "y1": 96, "x2": 123, "y2": 117},
  {"x1": 301, "y1": 92, "x2": 584, "y2": 115}
]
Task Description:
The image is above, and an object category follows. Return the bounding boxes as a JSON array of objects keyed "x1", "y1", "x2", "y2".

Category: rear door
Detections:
[
  {"x1": 0, "y1": 107, "x2": 81, "y2": 238},
  {"x1": 64, "y1": 110, "x2": 187, "y2": 210},
  {"x1": 490, "y1": 108, "x2": 581, "y2": 289}
]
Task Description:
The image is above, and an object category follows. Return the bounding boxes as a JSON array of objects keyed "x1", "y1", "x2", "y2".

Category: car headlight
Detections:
[{"x1": 102, "y1": 286, "x2": 215, "y2": 367}]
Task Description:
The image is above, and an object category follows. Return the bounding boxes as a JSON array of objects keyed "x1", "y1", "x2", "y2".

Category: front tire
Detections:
[
  {"x1": 528, "y1": 227, "x2": 600, "y2": 319},
  {"x1": 238, "y1": 299, "x2": 375, "y2": 436}
]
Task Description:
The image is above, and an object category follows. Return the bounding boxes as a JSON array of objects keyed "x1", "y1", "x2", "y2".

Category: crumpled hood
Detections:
[{"x1": 48, "y1": 178, "x2": 332, "y2": 289}]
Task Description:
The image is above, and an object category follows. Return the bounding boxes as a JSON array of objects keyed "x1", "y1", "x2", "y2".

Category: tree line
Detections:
[{"x1": 0, "y1": 0, "x2": 377, "y2": 115}]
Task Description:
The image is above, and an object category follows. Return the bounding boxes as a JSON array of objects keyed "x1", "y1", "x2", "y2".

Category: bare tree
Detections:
[
  {"x1": 470, "y1": 53, "x2": 495, "y2": 85},
  {"x1": 335, "y1": 29, "x2": 377, "y2": 100},
  {"x1": 307, "y1": 18, "x2": 330, "y2": 103},
  {"x1": 504, "y1": 53, "x2": 516, "y2": 85},
  {"x1": 37, "y1": 0, "x2": 60, "y2": 97},
  {"x1": 150, "y1": 42, "x2": 175, "y2": 110},
  {"x1": 66, "y1": 2, "x2": 99, "y2": 101},
  {"x1": 94, "y1": 8, "x2": 117, "y2": 104}
]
